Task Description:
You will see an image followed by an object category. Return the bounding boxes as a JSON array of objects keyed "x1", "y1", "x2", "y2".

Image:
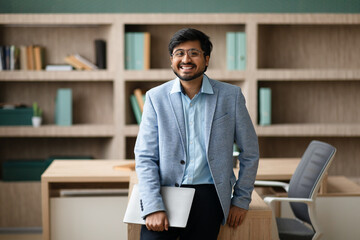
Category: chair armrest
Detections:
[
  {"x1": 255, "y1": 180, "x2": 290, "y2": 192},
  {"x1": 264, "y1": 196, "x2": 313, "y2": 205}
]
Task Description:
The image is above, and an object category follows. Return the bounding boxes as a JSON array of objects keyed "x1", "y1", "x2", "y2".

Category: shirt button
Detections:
[
  {"x1": 180, "y1": 160, "x2": 185, "y2": 165},
  {"x1": 175, "y1": 183, "x2": 179, "y2": 187}
]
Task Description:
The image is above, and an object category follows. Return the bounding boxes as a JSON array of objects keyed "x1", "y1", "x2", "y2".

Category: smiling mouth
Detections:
[{"x1": 179, "y1": 64, "x2": 196, "y2": 71}]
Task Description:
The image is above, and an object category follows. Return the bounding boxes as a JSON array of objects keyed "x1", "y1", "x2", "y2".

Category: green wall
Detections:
[{"x1": 1, "y1": 0, "x2": 360, "y2": 13}]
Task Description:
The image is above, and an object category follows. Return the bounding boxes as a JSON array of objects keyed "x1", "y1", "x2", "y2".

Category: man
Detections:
[{"x1": 135, "y1": 28, "x2": 259, "y2": 239}]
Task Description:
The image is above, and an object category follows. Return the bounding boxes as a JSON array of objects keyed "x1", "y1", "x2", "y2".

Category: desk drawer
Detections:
[{"x1": 50, "y1": 194, "x2": 128, "y2": 240}]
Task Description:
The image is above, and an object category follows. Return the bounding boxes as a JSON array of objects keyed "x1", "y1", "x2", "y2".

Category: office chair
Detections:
[{"x1": 255, "y1": 140, "x2": 336, "y2": 240}]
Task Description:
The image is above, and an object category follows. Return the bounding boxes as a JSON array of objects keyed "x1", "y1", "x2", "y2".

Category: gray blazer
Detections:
[{"x1": 135, "y1": 76, "x2": 259, "y2": 223}]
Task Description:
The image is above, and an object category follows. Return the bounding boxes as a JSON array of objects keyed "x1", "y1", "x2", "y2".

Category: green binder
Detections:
[
  {"x1": 55, "y1": 88, "x2": 72, "y2": 126},
  {"x1": 259, "y1": 87, "x2": 271, "y2": 125}
]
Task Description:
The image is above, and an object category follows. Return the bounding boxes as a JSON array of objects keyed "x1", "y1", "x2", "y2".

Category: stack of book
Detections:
[
  {"x1": 125, "y1": 32, "x2": 151, "y2": 70},
  {"x1": 0, "y1": 45, "x2": 45, "y2": 71},
  {"x1": 64, "y1": 54, "x2": 98, "y2": 70},
  {"x1": 226, "y1": 32, "x2": 246, "y2": 70},
  {"x1": 130, "y1": 88, "x2": 145, "y2": 124}
]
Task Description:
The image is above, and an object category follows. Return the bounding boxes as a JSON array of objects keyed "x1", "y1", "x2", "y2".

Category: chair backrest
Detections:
[{"x1": 288, "y1": 140, "x2": 336, "y2": 225}]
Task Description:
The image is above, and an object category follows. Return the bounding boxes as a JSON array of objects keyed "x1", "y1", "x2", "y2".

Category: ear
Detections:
[{"x1": 205, "y1": 55, "x2": 210, "y2": 66}]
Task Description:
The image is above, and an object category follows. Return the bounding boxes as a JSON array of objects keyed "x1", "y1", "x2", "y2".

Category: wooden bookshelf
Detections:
[{"x1": 1, "y1": 13, "x2": 360, "y2": 228}]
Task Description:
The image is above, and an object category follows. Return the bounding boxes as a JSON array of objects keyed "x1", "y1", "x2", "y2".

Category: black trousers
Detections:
[{"x1": 140, "y1": 184, "x2": 224, "y2": 240}]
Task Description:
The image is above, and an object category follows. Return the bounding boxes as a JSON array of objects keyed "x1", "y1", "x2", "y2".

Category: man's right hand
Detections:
[{"x1": 145, "y1": 211, "x2": 169, "y2": 231}]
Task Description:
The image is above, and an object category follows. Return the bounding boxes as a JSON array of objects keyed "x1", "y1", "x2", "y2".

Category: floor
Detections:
[{"x1": 0, "y1": 234, "x2": 42, "y2": 240}]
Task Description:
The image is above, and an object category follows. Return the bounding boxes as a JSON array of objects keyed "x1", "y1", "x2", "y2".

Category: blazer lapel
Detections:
[
  {"x1": 168, "y1": 92, "x2": 186, "y2": 151},
  {"x1": 204, "y1": 86, "x2": 219, "y2": 152}
]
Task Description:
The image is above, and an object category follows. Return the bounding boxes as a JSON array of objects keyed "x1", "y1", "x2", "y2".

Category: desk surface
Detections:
[
  {"x1": 43, "y1": 158, "x2": 300, "y2": 182},
  {"x1": 42, "y1": 160, "x2": 135, "y2": 182}
]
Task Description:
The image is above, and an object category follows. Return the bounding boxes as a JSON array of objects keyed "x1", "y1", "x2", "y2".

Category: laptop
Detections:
[{"x1": 123, "y1": 184, "x2": 195, "y2": 228}]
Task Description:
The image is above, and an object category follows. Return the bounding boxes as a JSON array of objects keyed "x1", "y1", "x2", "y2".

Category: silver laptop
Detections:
[{"x1": 123, "y1": 184, "x2": 195, "y2": 228}]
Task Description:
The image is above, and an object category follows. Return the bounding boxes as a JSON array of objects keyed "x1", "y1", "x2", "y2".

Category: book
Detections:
[
  {"x1": 74, "y1": 54, "x2": 98, "y2": 70},
  {"x1": 26, "y1": 45, "x2": 34, "y2": 70},
  {"x1": 5, "y1": 46, "x2": 10, "y2": 70},
  {"x1": 236, "y1": 32, "x2": 246, "y2": 70},
  {"x1": 55, "y1": 88, "x2": 72, "y2": 126},
  {"x1": 125, "y1": 32, "x2": 132, "y2": 69},
  {"x1": 19, "y1": 45, "x2": 27, "y2": 70},
  {"x1": 64, "y1": 55, "x2": 85, "y2": 70},
  {"x1": 226, "y1": 32, "x2": 246, "y2": 70},
  {"x1": 125, "y1": 32, "x2": 150, "y2": 70},
  {"x1": 95, "y1": 39, "x2": 106, "y2": 69},
  {"x1": 259, "y1": 87, "x2": 271, "y2": 125},
  {"x1": 34, "y1": 46, "x2": 45, "y2": 71},
  {"x1": 133, "y1": 88, "x2": 144, "y2": 112},
  {"x1": 130, "y1": 94, "x2": 142, "y2": 125},
  {"x1": 45, "y1": 65, "x2": 73, "y2": 71},
  {"x1": 226, "y1": 32, "x2": 236, "y2": 70},
  {"x1": 0, "y1": 46, "x2": 4, "y2": 70}
]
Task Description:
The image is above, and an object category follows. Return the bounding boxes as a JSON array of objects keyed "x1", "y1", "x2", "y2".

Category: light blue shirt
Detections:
[{"x1": 170, "y1": 75, "x2": 214, "y2": 185}]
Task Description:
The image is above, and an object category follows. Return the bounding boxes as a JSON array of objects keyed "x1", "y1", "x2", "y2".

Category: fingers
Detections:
[
  {"x1": 164, "y1": 216, "x2": 169, "y2": 231},
  {"x1": 145, "y1": 212, "x2": 169, "y2": 232},
  {"x1": 227, "y1": 206, "x2": 248, "y2": 228}
]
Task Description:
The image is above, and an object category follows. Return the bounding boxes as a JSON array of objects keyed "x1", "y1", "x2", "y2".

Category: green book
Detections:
[
  {"x1": 134, "y1": 32, "x2": 145, "y2": 70},
  {"x1": 236, "y1": 32, "x2": 246, "y2": 70},
  {"x1": 55, "y1": 88, "x2": 72, "y2": 126},
  {"x1": 125, "y1": 32, "x2": 133, "y2": 69},
  {"x1": 226, "y1": 32, "x2": 236, "y2": 70},
  {"x1": 259, "y1": 88, "x2": 271, "y2": 125},
  {"x1": 130, "y1": 94, "x2": 142, "y2": 124}
]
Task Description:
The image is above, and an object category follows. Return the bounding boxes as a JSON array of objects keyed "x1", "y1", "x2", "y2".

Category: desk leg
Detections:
[
  {"x1": 41, "y1": 180, "x2": 50, "y2": 240},
  {"x1": 128, "y1": 223, "x2": 141, "y2": 240}
]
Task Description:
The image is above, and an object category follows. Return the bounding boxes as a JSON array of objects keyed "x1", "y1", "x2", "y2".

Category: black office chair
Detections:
[{"x1": 255, "y1": 140, "x2": 336, "y2": 240}]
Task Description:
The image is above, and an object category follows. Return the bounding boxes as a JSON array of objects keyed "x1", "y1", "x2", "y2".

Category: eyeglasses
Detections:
[{"x1": 171, "y1": 48, "x2": 204, "y2": 59}]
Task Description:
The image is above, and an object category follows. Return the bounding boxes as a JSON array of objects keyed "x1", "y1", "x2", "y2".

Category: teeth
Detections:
[{"x1": 182, "y1": 67, "x2": 193, "y2": 69}]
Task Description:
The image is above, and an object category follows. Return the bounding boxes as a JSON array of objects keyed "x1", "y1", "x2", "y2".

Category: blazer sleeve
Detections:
[
  {"x1": 134, "y1": 91, "x2": 166, "y2": 218},
  {"x1": 231, "y1": 88, "x2": 260, "y2": 210}
]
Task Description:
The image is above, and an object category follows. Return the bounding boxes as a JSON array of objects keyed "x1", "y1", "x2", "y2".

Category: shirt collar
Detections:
[{"x1": 170, "y1": 74, "x2": 214, "y2": 95}]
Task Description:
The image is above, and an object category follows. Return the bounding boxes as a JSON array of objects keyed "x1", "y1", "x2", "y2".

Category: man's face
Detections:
[{"x1": 170, "y1": 40, "x2": 210, "y2": 82}]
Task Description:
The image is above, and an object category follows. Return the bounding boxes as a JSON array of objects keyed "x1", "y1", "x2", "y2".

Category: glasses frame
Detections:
[{"x1": 171, "y1": 48, "x2": 205, "y2": 59}]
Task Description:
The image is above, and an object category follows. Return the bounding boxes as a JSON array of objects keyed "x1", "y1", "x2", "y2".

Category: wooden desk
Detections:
[
  {"x1": 127, "y1": 172, "x2": 272, "y2": 240},
  {"x1": 42, "y1": 159, "x2": 295, "y2": 240},
  {"x1": 255, "y1": 158, "x2": 300, "y2": 180},
  {"x1": 41, "y1": 160, "x2": 135, "y2": 240}
]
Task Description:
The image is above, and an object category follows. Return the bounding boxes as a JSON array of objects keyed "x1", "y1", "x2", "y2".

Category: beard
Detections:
[{"x1": 172, "y1": 63, "x2": 205, "y2": 82}]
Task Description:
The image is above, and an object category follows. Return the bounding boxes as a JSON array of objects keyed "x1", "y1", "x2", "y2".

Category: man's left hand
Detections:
[{"x1": 227, "y1": 205, "x2": 248, "y2": 228}]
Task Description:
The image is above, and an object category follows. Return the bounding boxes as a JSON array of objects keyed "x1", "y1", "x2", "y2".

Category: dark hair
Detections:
[{"x1": 168, "y1": 28, "x2": 213, "y2": 58}]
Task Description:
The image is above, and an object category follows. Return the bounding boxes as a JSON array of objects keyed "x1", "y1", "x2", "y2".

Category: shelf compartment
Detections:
[
  {"x1": 124, "y1": 24, "x2": 245, "y2": 70},
  {"x1": 0, "y1": 124, "x2": 115, "y2": 137},
  {"x1": 0, "y1": 182, "x2": 41, "y2": 227},
  {"x1": 125, "y1": 80, "x2": 167, "y2": 125},
  {"x1": 258, "y1": 137, "x2": 360, "y2": 177},
  {"x1": 0, "y1": 81, "x2": 114, "y2": 125},
  {"x1": 125, "y1": 137, "x2": 137, "y2": 160},
  {"x1": 0, "y1": 24, "x2": 112, "y2": 70},
  {"x1": 258, "y1": 24, "x2": 360, "y2": 69},
  {"x1": 258, "y1": 80, "x2": 360, "y2": 125},
  {"x1": 0, "y1": 70, "x2": 115, "y2": 81},
  {"x1": 0, "y1": 137, "x2": 113, "y2": 160}
]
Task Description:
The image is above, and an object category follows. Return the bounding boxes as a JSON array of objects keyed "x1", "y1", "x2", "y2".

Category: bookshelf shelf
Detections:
[
  {"x1": 123, "y1": 125, "x2": 139, "y2": 137},
  {"x1": 257, "y1": 69, "x2": 360, "y2": 81},
  {"x1": 0, "y1": 70, "x2": 115, "y2": 81},
  {"x1": 256, "y1": 124, "x2": 360, "y2": 137},
  {"x1": 0, "y1": 124, "x2": 115, "y2": 137}
]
